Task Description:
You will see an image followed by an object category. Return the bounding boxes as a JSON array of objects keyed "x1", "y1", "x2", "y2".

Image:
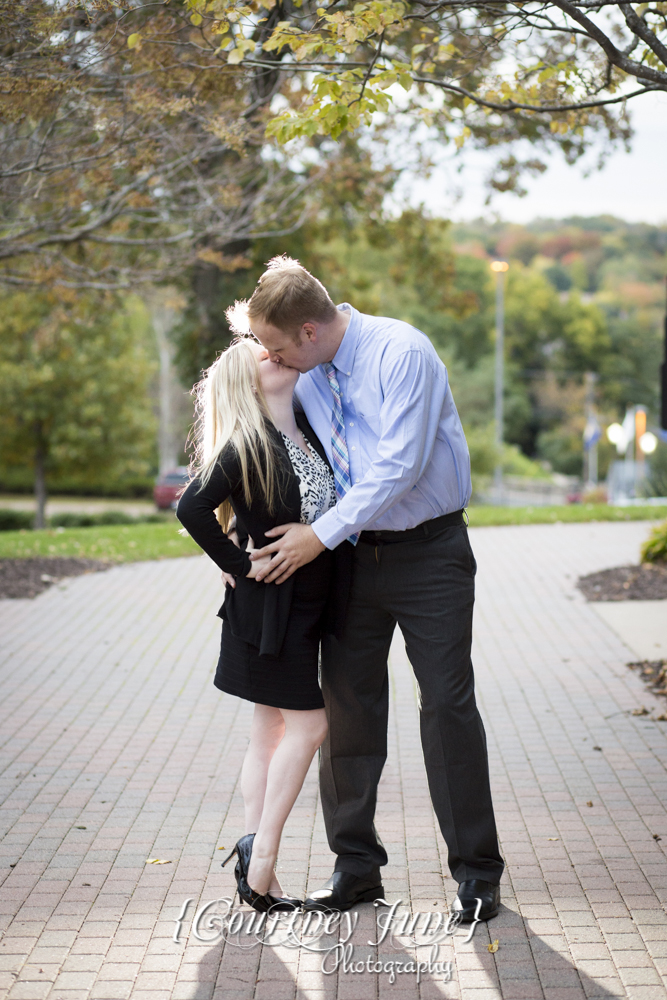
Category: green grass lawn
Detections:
[
  {"x1": 0, "y1": 504, "x2": 665, "y2": 563},
  {"x1": 0, "y1": 522, "x2": 202, "y2": 562},
  {"x1": 468, "y1": 504, "x2": 667, "y2": 527}
]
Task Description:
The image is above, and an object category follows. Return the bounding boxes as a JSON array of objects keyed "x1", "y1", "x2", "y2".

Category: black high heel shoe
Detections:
[{"x1": 221, "y1": 834, "x2": 302, "y2": 912}]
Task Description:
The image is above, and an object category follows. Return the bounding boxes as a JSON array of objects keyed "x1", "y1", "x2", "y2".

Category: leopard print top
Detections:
[{"x1": 281, "y1": 432, "x2": 336, "y2": 525}]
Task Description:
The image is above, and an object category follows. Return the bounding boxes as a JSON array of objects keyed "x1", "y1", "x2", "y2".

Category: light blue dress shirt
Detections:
[{"x1": 295, "y1": 304, "x2": 472, "y2": 550}]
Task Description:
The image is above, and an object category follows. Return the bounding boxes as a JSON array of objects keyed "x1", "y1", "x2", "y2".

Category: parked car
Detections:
[{"x1": 154, "y1": 468, "x2": 189, "y2": 510}]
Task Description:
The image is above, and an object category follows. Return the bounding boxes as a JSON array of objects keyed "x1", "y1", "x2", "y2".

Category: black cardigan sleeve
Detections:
[{"x1": 176, "y1": 452, "x2": 252, "y2": 577}]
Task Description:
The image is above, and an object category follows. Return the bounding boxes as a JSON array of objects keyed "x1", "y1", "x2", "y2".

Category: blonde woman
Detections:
[{"x1": 177, "y1": 338, "x2": 339, "y2": 912}]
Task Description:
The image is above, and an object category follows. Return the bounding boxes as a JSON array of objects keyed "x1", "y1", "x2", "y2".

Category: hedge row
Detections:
[{"x1": 0, "y1": 509, "x2": 169, "y2": 532}]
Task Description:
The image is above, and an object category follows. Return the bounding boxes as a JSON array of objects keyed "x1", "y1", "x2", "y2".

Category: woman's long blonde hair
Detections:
[{"x1": 188, "y1": 338, "x2": 282, "y2": 531}]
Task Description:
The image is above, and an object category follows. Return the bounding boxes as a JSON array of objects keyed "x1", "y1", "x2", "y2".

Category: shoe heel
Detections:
[
  {"x1": 221, "y1": 846, "x2": 238, "y2": 869},
  {"x1": 359, "y1": 886, "x2": 385, "y2": 903}
]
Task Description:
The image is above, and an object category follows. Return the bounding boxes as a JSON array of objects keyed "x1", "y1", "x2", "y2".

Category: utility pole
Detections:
[
  {"x1": 491, "y1": 260, "x2": 509, "y2": 504},
  {"x1": 662, "y1": 276, "x2": 667, "y2": 431},
  {"x1": 583, "y1": 372, "x2": 600, "y2": 488}
]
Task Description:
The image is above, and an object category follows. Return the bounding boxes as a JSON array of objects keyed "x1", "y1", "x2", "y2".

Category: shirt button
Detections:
[
  {"x1": 355, "y1": 477, "x2": 360, "y2": 483},
  {"x1": 349, "y1": 422, "x2": 354, "y2": 427},
  {"x1": 351, "y1": 446, "x2": 356, "y2": 451}
]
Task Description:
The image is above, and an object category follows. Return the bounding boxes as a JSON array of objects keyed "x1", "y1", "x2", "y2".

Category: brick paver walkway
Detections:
[{"x1": 1, "y1": 522, "x2": 666, "y2": 1000}]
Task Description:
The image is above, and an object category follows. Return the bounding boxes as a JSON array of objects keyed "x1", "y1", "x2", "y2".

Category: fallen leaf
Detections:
[
  {"x1": 217, "y1": 846, "x2": 226, "y2": 850},
  {"x1": 74, "y1": 825, "x2": 87, "y2": 830},
  {"x1": 652, "y1": 834, "x2": 662, "y2": 842},
  {"x1": 145, "y1": 858, "x2": 172, "y2": 864},
  {"x1": 488, "y1": 939, "x2": 499, "y2": 953},
  {"x1": 586, "y1": 801, "x2": 593, "y2": 808},
  {"x1": 547, "y1": 837, "x2": 559, "y2": 841},
  {"x1": 655, "y1": 714, "x2": 667, "y2": 722},
  {"x1": 593, "y1": 746, "x2": 602, "y2": 751},
  {"x1": 631, "y1": 707, "x2": 649, "y2": 716}
]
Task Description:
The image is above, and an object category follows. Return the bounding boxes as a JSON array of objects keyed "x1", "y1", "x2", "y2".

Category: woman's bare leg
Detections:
[
  {"x1": 246, "y1": 707, "x2": 328, "y2": 896},
  {"x1": 241, "y1": 704, "x2": 285, "y2": 834}
]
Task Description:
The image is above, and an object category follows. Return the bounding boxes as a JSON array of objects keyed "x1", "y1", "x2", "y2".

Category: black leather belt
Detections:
[{"x1": 358, "y1": 509, "x2": 466, "y2": 544}]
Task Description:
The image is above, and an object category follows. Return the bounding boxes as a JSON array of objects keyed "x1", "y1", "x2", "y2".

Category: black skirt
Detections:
[{"x1": 214, "y1": 549, "x2": 333, "y2": 710}]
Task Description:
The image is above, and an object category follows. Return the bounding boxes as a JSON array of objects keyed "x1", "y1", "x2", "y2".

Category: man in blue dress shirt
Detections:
[{"x1": 237, "y1": 256, "x2": 504, "y2": 920}]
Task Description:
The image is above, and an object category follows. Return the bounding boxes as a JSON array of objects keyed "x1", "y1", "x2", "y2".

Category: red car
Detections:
[{"x1": 154, "y1": 468, "x2": 189, "y2": 510}]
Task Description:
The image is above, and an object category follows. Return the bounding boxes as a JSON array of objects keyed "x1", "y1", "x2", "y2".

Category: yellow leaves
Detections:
[
  {"x1": 196, "y1": 249, "x2": 252, "y2": 271},
  {"x1": 203, "y1": 115, "x2": 249, "y2": 152},
  {"x1": 488, "y1": 939, "x2": 499, "y2": 953},
  {"x1": 217, "y1": 182, "x2": 243, "y2": 208},
  {"x1": 127, "y1": 33, "x2": 142, "y2": 50},
  {"x1": 538, "y1": 66, "x2": 557, "y2": 84},
  {"x1": 145, "y1": 858, "x2": 172, "y2": 864},
  {"x1": 436, "y1": 42, "x2": 459, "y2": 62},
  {"x1": 191, "y1": 12, "x2": 203, "y2": 25},
  {"x1": 265, "y1": 2, "x2": 404, "y2": 58},
  {"x1": 227, "y1": 37, "x2": 256, "y2": 63},
  {"x1": 455, "y1": 126, "x2": 471, "y2": 150}
]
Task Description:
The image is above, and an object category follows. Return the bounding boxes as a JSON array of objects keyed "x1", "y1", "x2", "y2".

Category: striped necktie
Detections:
[{"x1": 324, "y1": 362, "x2": 359, "y2": 545}]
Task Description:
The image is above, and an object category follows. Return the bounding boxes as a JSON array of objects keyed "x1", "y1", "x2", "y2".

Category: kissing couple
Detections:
[{"x1": 177, "y1": 256, "x2": 504, "y2": 922}]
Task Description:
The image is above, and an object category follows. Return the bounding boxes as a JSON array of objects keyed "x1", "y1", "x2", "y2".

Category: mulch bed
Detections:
[
  {"x1": 577, "y1": 563, "x2": 667, "y2": 601},
  {"x1": 577, "y1": 563, "x2": 667, "y2": 715},
  {"x1": 626, "y1": 660, "x2": 667, "y2": 717},
  {"x1": 0, "y1": 558, "x2": 110, "y2": 599}
]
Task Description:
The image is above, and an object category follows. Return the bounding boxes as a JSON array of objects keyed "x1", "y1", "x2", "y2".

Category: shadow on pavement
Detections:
[{"x1": 188, "y1": 900, "x2": 622, "y2": 999}]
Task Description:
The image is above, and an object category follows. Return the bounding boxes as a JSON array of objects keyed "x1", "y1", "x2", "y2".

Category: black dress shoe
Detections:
[
  {"x1": 304, "y1": 871, "x2": 385, "y2": 912},
  {"x1": 452, "y1": 879, "x2": 500, "y2": 923}
]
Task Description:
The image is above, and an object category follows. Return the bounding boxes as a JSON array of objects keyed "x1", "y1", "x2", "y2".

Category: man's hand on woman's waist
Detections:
[{"x1": 250, "y1": 523, "x2": 326, "y2": 584}]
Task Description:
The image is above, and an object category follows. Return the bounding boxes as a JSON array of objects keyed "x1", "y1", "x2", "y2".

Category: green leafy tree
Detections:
[
  {"x1": 0, "y1": 292, "x2": 157, "y2": 526},
  {"x1": 5, "y1": 1, "x2": 664, "y2": 292},
  {"x1": 184, "y1": 0, "x2": 664, "y2": 186},
  {"x1": 0, "y1": 1, "x2": 311, "y2": 288}
]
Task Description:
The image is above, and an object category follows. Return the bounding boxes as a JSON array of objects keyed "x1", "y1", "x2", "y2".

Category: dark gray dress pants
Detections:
[{"x1": 319, "y1": 518, "x2": 504, "y2": 885}]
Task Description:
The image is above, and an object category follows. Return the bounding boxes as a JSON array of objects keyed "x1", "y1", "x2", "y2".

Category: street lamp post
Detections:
[{"x1": 491, "y1": 260, "x2": 509, "y2": 504}]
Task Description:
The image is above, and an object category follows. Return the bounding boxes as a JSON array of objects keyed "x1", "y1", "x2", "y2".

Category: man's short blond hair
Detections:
[{"x1": 240, "y1": 256, "x2": 337, "y2": 337}]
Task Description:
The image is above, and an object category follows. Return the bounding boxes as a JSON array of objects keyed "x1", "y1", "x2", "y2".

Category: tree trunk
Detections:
[{"x1": 34, "y1": 435, "x2": 47, "y2": 530}]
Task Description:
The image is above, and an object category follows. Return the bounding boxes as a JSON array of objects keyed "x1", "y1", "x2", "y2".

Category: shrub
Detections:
[
  {"x1": 641, "y1": 520, "x2": 667, "y2": 564},
  {"x1": 0, "y1": 509, "x2": 172, "y2": 532},
  {"x1": 50, "y1": 512, "x2": 98, "y2": 528},
  {"x1": 93, "y1": 511, "x2": 135, "y2": 526},
  {"x1": 49, "y1": 511, "x2": 161, "y2": 528},
  {"x1": 0, "y1": 509, "x2": 34, "y2": 531}
]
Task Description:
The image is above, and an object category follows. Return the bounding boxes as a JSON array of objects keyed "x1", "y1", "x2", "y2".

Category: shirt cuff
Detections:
[{"x1": 312, "y1": 508, "x2": 354, "y2": 550}]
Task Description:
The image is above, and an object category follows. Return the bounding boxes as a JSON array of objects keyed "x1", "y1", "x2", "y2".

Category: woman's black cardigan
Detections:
[{"x1": 176, "y1": 411, "x2": 351, "y2": 658}]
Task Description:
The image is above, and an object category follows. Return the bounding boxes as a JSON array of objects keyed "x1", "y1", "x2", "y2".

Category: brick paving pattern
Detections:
[{"x1": 1, "y1": 521, "x2": 666, "y2": 1000}]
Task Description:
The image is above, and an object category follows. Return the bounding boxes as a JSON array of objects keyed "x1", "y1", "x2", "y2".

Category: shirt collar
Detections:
[{"x1": 330, "y1": 303, "x2": 360, "y2": 378}]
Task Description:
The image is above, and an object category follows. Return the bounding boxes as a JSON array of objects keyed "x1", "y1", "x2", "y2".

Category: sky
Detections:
[{"x1": 403, "y1": 92, "x2": 667, "y2": 225}]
